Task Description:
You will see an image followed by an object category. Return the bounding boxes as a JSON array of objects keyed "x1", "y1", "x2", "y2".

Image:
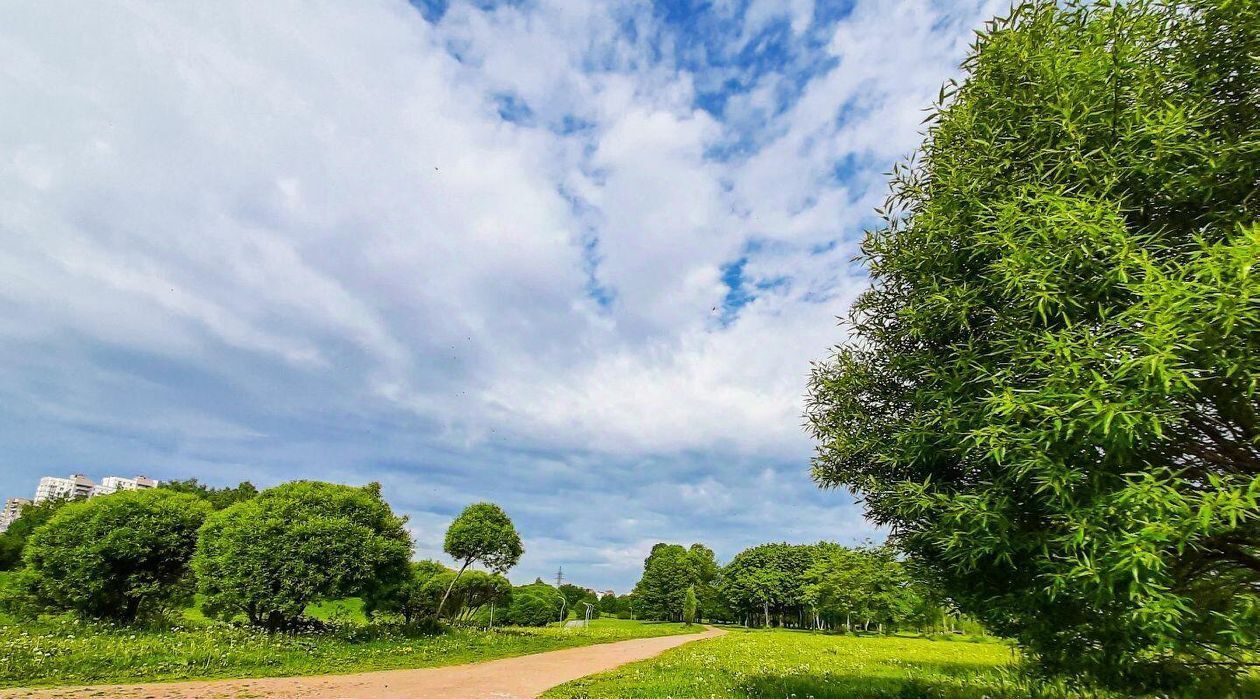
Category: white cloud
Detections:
[{"x1": 0, "y1": 0, "x2": 1002, "y2": 588}]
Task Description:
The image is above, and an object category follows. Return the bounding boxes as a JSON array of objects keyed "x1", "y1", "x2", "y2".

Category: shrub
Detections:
[
  {"x1": 193, "y1": 480, "x2": 412, "y2": 631},
  {"x1": 506, "y1": 583, "x2": 562, "y2": 627},
  {"x1": 363, "y1": 560, "x2": 448, "y2": 623},
  {"x1": 10, "y1": 489, "x2": 210, "y2": 622}
]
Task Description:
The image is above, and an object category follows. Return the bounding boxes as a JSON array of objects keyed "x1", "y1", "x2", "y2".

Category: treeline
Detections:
[
  {"x1": 0, "y1": 480, "x2": 562, "y2": 630},
  {"x1": 630, "y1": 541, "x2": 979, "y2": 634}
]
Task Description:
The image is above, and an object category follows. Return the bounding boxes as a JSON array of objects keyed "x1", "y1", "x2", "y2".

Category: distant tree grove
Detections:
[
  {"x1": 0, "y1": 480, "x2": 534, "y2": 629},
  {"x1": 807, "y1": 0, "x2": 1258, "y2": 690},
  {"x1": 628, "y1": 541, "x2": 967, "y2": 635}
]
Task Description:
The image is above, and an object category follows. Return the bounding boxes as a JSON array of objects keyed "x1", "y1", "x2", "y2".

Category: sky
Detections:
[{"x1": 0, "y1": 0, "x2": 1006, "y2": 591}]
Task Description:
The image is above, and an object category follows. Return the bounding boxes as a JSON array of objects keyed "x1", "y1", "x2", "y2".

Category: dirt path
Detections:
[{"x1": 4, "y1": 626, "x2": 725, "y2": 698}]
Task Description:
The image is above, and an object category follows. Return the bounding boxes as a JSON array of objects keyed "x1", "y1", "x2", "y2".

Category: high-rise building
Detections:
[
  {"x1": 34, "y1": 474, "x2": 96, "y2": 503},
  {"x1": 93, "y1": 475, "x2": 159, "y2": 496},
  {"x1": 0, "y1": 497, "x2": 30, "y2": 533}
]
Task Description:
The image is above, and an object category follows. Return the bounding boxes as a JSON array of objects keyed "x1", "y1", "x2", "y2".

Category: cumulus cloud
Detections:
[{"x1": 0, "y1": 0, "x2": 1002, "y2": 588}]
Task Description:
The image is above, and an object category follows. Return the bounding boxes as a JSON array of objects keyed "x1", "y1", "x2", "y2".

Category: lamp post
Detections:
[{"x1": 553, "y1": 590, "x2": 567, "y2": 625}]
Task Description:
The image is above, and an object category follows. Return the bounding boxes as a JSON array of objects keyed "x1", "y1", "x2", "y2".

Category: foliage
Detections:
[
  {"x1": 559, "y1": 583, "x2": 590, "y2": 615},
  {"x1": 442, "y1": 503, "x2": 524, "y2": 574},
  {"x1": 806, "y1": 0, "x2": 1260, "y2": 686},
  {"x1": 6, "y1": 489, "x2": 210, "y2": 623},
  {"x1": 192, "y1": 481, "x2": 412, "y2": 631},
  {"x1": 573, "y1": 592, "x2": 602, "y2": 621},
  {"x1": 546, "y1": 628, "x2": 1244, "y2": 699},
  {"x1": 0, "y1": 615, "x2": 699, "y2": 687},
  {"x1": 444, "y1": 569, "x2": 513, "y2": 622},
  {"x1": 682, "y1": 586, "x2": 697, "y2": 626},
  {"x1": 615, "y1": 593, "x2": 637, "y2": 619},
  {"x1": 505, "y1": 581, "x2": 564, "y2": 627},
  {"x1": 598, "y1": 592, "x2": 620, "y2": 615},
  {"x1": 802, "y1": 545, "x2": 930, "y2": 633},
  {"x1": 0, "y1": 497, "x2": 72, "y2": 571},
  {"x1": 632, "y1": 543, "x2": 717, "y2": 622},
  {"x1": 438, "y1": 502, "x2": 523, "y2": 614},
  {"x1": 719, "y1": 543, "x2": 820, "y2": 627},
  {"x1": 362, "y1": 560, "x2": 450, "y2": 623},
  {"x1": 159, "y1": 478, "x2": 258, "y2": 510}
]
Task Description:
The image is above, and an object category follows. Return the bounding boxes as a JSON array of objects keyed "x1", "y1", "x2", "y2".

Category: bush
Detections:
[
  {"x1": 193, "y1": 480, "x2": 412, "y2": 631},
  {"x1": 9, "y1": 489, "x2": 210, "y2": 622},
  {"x1": 506, "y1": 583, "x2": 561, "y2": 627},
  {"x1": 363, "y1": 560, "x2": 448, "y2": 623}
]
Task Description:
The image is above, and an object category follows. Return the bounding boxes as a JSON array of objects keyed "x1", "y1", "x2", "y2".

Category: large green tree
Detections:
[
  {"x1": 632, "y1": 542, "x2": 716, "y2": 621},
  {"x1": 801, "y1": 546, "x2": 923, "y2": 633},
  {"x1": 806, "y1": 0, "x2": 1259, "y2": 686},
  {"x1": 718, "y1": 543, "x2": 819, "y2": 627},
  {"x1": 193, "y1": 480, "x2": 412, "y2": 631},
  {"x1": 11, "y1": 489, "x2": 210, "y2": 622}
]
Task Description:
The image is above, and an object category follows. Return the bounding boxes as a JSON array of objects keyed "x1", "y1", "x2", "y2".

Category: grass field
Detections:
[
  {"x1": 544, "y1": 628, "x2": 1258, "y2": 699},
  {"x1": 0, "y1": 611, "x2": 698, "y2": 688}
]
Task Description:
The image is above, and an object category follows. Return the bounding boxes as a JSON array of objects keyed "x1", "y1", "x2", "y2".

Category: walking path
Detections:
[{"x1": 3, "y1": 625, "x2": 725, "y2": 698}]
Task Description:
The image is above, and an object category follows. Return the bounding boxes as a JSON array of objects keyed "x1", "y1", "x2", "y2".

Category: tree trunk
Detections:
[
  {"x1": 437, "y1": 559, "x2": 471, "y2": 617},
  {"x1": 762, "y1": 600, "x2": 770, "y2": 628}
]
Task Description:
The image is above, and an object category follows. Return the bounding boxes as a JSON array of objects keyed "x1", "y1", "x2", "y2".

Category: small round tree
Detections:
[
  {"x1": 193, "y1": 480, "x2": 412, "y2": 631},
  {"x1": 15, "y1": 489, "x2": 210, "y2": 622},
  {"x1": 436, "y1": 502, "x2": 522, "y2": 615}
]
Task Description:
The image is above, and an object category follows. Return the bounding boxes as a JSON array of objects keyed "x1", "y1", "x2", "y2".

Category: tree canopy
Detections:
[
  {"x1": 632, "y1": 542, "x2": 717, "y2": 622},
  {"x1": 807, "y1": 0, "x2": 1259, "y2": 686},
  {"x1": 193, "y1": 480, "x2": 412, "y2": 631},
  {"x1": 504, "y1": 580, "x2": 563, "y2": 627},
  {"x1": 437, "y1": 502, "x2": 523, "y2": 615},
  {"x1": 720, "y1": 542, "x2": 824, "y2": 628},
  {"x1": 12, "y1": 489, "x2": 210, "y2": 622},
  {"x1": 159, "y1": 478, "x2": 258, "y2": 510}
]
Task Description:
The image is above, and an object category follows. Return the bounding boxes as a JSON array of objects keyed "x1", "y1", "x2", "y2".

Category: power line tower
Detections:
[{"x1": 555, "y1": 566, "x2": 565, "y2": 588}]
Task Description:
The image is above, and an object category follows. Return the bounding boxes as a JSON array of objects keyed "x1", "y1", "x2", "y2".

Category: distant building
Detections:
[
  {"x1": 585, "y1": 588, "x2": 617, "y2": 599},
  {"x1": 93, "y1": 475, "x2": 158, "y2": 496},
  {"x1": 30, "y1": 473, "x2": 160, "y2": 504},
  {"x1": 34, "y1": 474, "x2": 95, "y2": 503},
  {"x1": 0, "y1": 497, "x2": 30, "y2": 533}
]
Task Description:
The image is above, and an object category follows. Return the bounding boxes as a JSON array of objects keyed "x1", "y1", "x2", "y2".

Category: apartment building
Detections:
[
  {"x1": 34, "y1": 474, "x2": 96, "y2": 503},
  {"x1": 94, "y1": 475, "x2": 158, "y2": 496},
  {"x1": 0, "y1": 497, "x2": 30, "y2": 533},
  {"x1": 30, "y1": 473, "x2": 160, "y2": 503}
]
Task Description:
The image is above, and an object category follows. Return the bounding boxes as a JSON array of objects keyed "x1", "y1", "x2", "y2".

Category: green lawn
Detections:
[
  {"x1": 544, "y1": 628, "x2": 1255, "y2": 699},
  {"x1": 0, "y1": 615, "x2": 698, "y2": 688}
]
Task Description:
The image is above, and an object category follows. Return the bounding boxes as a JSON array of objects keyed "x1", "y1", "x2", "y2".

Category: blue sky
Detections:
[{"x1": 0, "y1": 0, "x2": 1005, "y2": 590}]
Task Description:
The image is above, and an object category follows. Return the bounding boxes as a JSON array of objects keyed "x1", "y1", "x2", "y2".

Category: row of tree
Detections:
[
  {"x1": 629, "y1": 540, "x2": 969, "y2": 634},
  {"x1": 1, "y1": 480, "x2": 530, "y2": 631}
]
